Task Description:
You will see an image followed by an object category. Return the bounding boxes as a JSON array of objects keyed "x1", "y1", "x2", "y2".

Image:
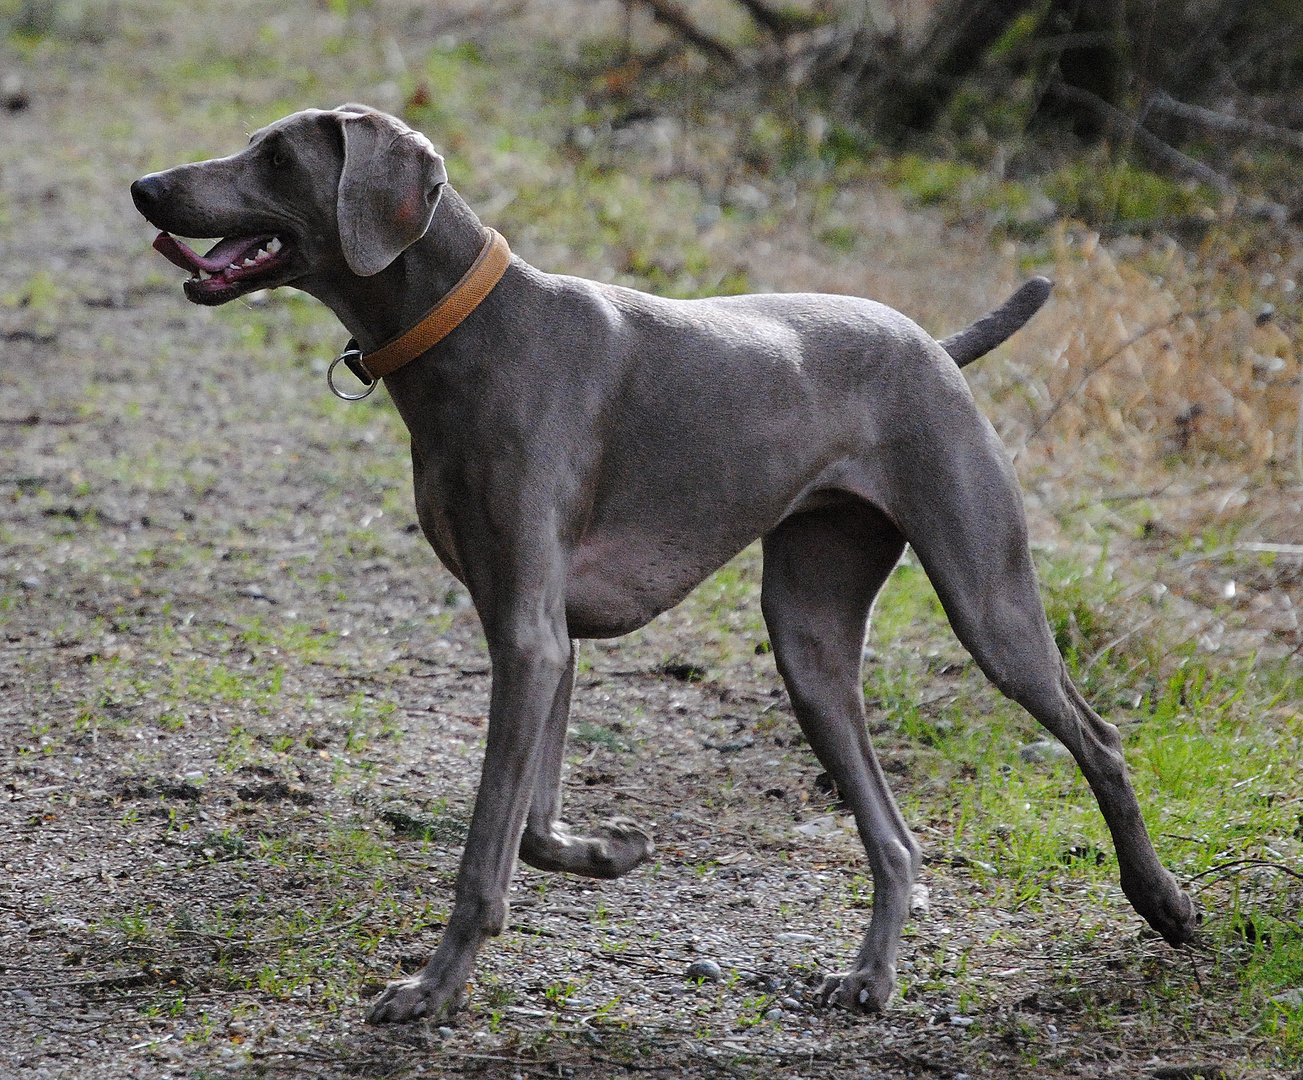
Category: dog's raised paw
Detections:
[{"x1": 591, "y1": 817, "x2": 655, "y2": 877}]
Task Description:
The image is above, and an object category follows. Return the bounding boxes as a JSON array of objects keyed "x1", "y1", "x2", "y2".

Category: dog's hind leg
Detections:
[
  {"x1": 887, "y1": 409, "x2": 1197, "y2": 948},
  {"x1": 761, "y1": 502, "x2": 919, "y2": 1012},
  {"x1": 517, "y1": 647, "x2": 655, "y2": 878}
]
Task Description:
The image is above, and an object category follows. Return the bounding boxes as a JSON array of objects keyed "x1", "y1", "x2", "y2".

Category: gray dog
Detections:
[{"x1": 131, "y1": 104, "x2": 1195, "y2": 1024}]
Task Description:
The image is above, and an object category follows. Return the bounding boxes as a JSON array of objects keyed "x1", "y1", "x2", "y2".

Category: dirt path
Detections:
[{"x1": 1, "y1": 3, "x2": 1297, "y2": 1078}]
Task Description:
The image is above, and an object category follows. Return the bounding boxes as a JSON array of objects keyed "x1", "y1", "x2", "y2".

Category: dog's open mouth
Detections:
[{"x1": 152, "y1": 232, "x2": 293, "y2": 304}]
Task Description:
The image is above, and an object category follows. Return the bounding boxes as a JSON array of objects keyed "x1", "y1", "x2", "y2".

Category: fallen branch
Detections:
[
  {"x1": 1048, "y1": 83, "x2": 1234, "y2": 194},
  {"x1": 1145, "y1": 91, "x2": 1303, "y2": 153}
]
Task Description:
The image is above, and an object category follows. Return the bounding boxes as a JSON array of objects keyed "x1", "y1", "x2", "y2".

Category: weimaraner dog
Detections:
[{"x1": 131, "y1": 104, "x2": 1195, "y2": 1024}]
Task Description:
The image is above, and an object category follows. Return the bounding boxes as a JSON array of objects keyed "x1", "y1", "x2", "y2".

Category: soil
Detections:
[{"x1": 0, "y1": 3, "x2": 1298, "y2": 1079}]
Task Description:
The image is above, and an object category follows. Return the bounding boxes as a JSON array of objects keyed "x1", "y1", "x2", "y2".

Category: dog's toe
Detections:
[
  {"x1": 591, "y1": 817, "x2": 655, "y2": 877},
  {"x1": 818, "y1": 965, "x2": 896, "y2": 1013},
  {"x1": 366, "y1": 976, "x2": 463, "y2": 1025}
]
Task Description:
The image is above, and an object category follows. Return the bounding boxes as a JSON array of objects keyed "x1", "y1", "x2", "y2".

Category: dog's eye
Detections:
[{"x1": 272, "y1": 151, "x2": 287, "y2": 167}]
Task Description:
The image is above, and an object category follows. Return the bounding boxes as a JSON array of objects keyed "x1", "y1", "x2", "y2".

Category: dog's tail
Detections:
[{"x1": 939, "y1": 276, "x2": 1053, "y2": 368}]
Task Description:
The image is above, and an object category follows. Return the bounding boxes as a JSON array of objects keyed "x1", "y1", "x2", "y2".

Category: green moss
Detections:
[{"x1": 1044, "y1": 158, "x2": 1216, "y2": 226}]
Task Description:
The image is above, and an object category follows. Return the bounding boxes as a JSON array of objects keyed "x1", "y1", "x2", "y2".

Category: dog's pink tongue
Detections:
[{"x1": 152, "y1": 232, "x2": 254, "y2": 273}]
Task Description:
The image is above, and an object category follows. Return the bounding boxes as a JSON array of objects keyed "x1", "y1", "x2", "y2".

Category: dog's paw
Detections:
[
  {"x1": 592, "y1": 817, "x2": 655, "y2": 877},
  {"x1": 1150, "y1": 884, "x2": 1199, "y2": 946},
  {"x1": 1123, "y1": 869, "x2": 1199, "y2": 947},
  {"x1": 818, "y1": 964, "x2": 896, "y2": 1013},
  {"x1": 366, "y1": 975, "x2": 466, "y2": 1025}
]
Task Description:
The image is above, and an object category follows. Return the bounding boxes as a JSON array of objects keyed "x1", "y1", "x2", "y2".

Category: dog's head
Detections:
[{"x1": 130, "y1": 105, "x2": 448, "y2": 305}]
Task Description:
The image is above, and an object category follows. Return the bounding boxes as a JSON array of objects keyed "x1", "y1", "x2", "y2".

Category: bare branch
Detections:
[
  {"x1": 731, "y1": 0, "x2": 824, "y2": 37},
  {"x1": 1048, "y1": 83, "x2": 1234, "y2": 193},
  {"x1": 629, "y1": 0, "x2": 740, "y2": 67},
  {"x1": 1145, "y1": 91, "x2": 1303, "y2": 153}
]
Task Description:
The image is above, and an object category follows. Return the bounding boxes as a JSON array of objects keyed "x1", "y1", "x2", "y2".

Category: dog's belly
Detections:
[
  {"x1": 564, "y1": 529, "x2": 743, "y2": 637},
  {"x1": 563, "y1": 487, "x2": 869, "y2": 638}
]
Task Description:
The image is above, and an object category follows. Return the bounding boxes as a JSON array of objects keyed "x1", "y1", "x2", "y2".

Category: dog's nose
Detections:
[{"x1": 130, "y1": 174, "x2": 167, "y2": 216}]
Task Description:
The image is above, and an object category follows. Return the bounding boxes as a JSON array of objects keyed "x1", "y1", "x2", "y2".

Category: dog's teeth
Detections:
[
  {"x1": 242, "y1": 258, "x2": 257, "y2": 267},
  {"x1": 268, "y1": 237, "x2": 282, "y2": 254}
]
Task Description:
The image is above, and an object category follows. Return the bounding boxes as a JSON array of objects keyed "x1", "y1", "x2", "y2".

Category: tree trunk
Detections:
[
  {"x1": 849, "y1": 0, "x2": 1042, "y2": 142},
  {"x1": 1053, "y1": 0, "x2": 1131, "y2": 138}
]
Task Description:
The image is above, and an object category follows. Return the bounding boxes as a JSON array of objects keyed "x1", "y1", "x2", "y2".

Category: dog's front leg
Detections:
[
  {"x1": 518, "y1": 649, "x2": 654, "y2": 878},
  {"x1": 367, "y1": 603, "x2": 571, "y2": 1024}
]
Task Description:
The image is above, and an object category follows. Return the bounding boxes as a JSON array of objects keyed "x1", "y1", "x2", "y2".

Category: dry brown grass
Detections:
[{"x1": 979, "y1": 228, "x2": 1300, "y2": 483}]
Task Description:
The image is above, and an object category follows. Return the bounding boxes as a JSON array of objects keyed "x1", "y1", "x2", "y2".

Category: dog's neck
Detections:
[{"x1": 311, "y1": 188, "x2": 491, "y2": 354}]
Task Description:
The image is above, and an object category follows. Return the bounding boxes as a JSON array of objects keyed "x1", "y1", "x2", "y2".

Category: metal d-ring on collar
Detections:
[{"x1": 327, "y1": 340, "x2": 377, "y2": 401}]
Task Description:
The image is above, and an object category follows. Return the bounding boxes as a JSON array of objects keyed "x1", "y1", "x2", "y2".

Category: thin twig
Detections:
[
  {"x1": 730, "y1": 0, "x2": 822, "y2": 37},
  {"x1": 1187, "y1": 858, "x2": 1303, "y2": 893},
  {"x1": 1082, "y1": 616, "x2": 1156, "y2": 674},
  {"x1": 173, "y1": 909, "x2": 373, "y2": 949},
  {"x1": 1024, "y1": 309, "x2": 1198, "y2": 445},
  {"x1": 591, "y1": 1052, "x2": 677, "y2": 1072}
]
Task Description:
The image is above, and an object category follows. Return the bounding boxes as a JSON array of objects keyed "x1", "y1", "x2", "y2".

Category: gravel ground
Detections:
[{"x1": 1, "y1": 3, "x2": 1299, "y2": 1078}]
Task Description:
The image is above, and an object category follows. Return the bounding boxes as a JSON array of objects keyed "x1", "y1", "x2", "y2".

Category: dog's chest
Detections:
[{"x1": 410, "y1": 474, "x2": 466, "y2": 583}]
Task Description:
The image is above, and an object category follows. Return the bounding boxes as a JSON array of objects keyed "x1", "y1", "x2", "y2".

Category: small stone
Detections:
[
  {"x1": 781, "y1": 996, "x2": 801, "y2": 1010},
  {"x1": 908, "y1": 882, "x2": 930, "y2": 917},
  {"x1": 950, "y1": 1014, "x2": 974, "y2": 1026},
  {"x1": 227, "y1": 1020, "x2": 248, "y2": 1036},
  {"x1": 437, "y1": 1026, "x2": 454, "y2": 1039},
  {"x1": 764, "y1": 1007, "x2": 783, "y2": 1020},
  {"x1": 774, "y1": 932, "x2": 818, "y2": 943},
  {"x1": 1019, "y1": 740, "x2": 1070, "y2": 764},
  {"x1": 793, "y1": 815, "x2": 837, "y2": 838},
  {"x1": 1270, "y1": 988, "x2": 1303, "y2": 1008},
  {"x1": 686, "y1": 959, "x2": 722, "y2": 982}
]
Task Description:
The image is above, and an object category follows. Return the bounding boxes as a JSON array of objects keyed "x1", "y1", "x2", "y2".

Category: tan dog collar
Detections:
[{"x1": 328, "y1": 228, "x2": 511, "y2": 399}]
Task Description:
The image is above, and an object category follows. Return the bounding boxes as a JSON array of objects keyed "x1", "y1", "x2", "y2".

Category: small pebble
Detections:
[
  {"x1": 685, "y1": 959, "x2": 722, "y2": 982},
  {"x1": 1019, "y1": 739, "x2": 1070, "y2": 763},
  {"x1": 950, "y1": 1014, "x2": 974, "y2": 1027},
  {"x1": 437, "y1": 1026, "x2": 454, "y2": 1039},
  {"x1": 781, "y1": 996, "x2": 801, "y2": 1010},
  {"x1": 764, "y1": 1007, "x2": 783, "y2": 1020}
]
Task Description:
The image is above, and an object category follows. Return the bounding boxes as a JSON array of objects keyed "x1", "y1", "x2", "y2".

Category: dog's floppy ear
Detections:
[{"x1": 335, "y1": 110, "x2": 447, "y2": 277}]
